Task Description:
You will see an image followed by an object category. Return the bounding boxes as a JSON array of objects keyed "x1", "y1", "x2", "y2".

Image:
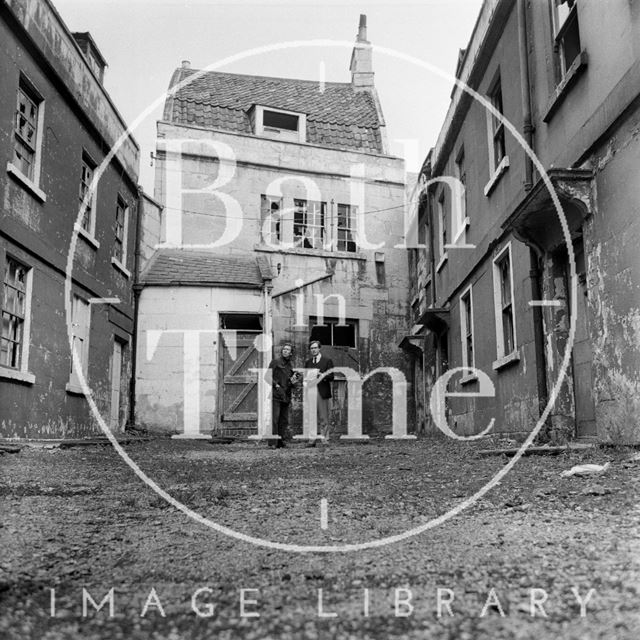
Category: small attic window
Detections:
[
  {"x1": 254, "y1": 106, "x2": 306, "y2": 143},
  {"x1": 263, "y1": 110, "x2": 298, "y2": 131}
]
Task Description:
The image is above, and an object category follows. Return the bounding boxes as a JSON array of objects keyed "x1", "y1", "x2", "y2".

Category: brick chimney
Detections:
[{"x1": 350, "y1": 14, "x2": 374, "y2": 91}]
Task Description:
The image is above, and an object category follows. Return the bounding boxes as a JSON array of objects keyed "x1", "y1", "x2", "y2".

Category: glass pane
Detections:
[{"x1": 333, "y1": 323, "x2": 356, "y2": 348}]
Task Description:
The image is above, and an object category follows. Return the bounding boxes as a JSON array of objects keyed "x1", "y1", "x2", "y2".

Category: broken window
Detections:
[
  {"x1": 336, "y1": 203, "x2": 357, "y2": 252},
  {"x1": 309, "y1": 317, "x2": 357, "y2": 348},
  {"x1": 552, "y1": 0, "x2": 581, "y2": 77},
  {"x1": 294, "y1": 199, "x2": 326, "y2": 250},
  {"x1": 79, "y1": 152, "x2": 97, "y2": 235},
  {"x1": 1, "y1": 257, "x2": 30, "y2": 370},
  {"x1": 113, "y1": 196, "x2": 128, "y2": 265},
  {"x1": 260, "y1": 195, "x2": 282, "y2": 244},
  {"x1": 13, "y1": 80, "x2": 42, "y2": 181}
]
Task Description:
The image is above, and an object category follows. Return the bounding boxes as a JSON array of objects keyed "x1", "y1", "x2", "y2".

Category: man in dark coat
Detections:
[
  {"x1": 304, "y1": 340, "x2": 334, "y2": 444},
  {"x1": 267, "y1": 343, "x2": 298, "y2": 448}
]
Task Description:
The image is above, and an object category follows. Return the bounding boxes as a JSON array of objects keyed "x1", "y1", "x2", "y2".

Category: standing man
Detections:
[
  {"x1": 305, "y1": 340, "x2": 334, "y2": 444},
  {"x1": 267, "y1": 343, "x2": 298, "y2": 449}
]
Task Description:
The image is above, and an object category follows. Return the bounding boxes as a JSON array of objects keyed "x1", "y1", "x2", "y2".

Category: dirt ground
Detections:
[{"x1": 1, "y1": 436, "x2": 639, "y2": 639}]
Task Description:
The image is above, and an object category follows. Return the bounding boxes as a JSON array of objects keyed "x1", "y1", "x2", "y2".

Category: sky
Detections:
[{"x1": 53, "y1": 0, "x2": 484, "y2": 192}]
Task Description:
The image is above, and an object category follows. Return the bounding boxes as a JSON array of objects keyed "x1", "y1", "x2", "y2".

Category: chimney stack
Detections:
[
  {"x1": 350, "y1": 14, "x2": 374, "y2": 91},
  {"x1": 181, "y1": 60, "x2": 191, "y2": 69}
]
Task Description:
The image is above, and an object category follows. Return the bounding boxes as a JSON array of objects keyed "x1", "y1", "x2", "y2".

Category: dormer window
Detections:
[{"x1": 253, "y1": 106, "x2": 306, "y2": 143}]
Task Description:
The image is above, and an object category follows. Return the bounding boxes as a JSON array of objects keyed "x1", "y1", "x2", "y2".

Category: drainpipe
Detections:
[
  {"x1": 518, "y1": 1, "x2": 548, "y2": 431},
  {"x1": 518, "y1": 0, "x2": 534, "y2": 191},
  {"x1": 128, "y1": 185, "x2": 144, "y2": 429},
  {"x1": 258, "y1": 281, "x2": 274, "y2": 435}
]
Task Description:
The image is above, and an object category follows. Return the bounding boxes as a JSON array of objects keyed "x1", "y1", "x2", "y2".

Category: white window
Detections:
[
  {"x1": 460, "y1": 286, "x2": 474, "y2": 370},
  {"x1": 294, "y1": 199, "x2": 326, "y2": 250},
  {"x1": 112, "y1": 195, "x2": 129, "y2": 269},
  {"x1": 336, "y1": 203, "x2": 357, "y2": 252},
  {"x1": 552, "y1": 0, "x2": 581, "y2": 77},
  {"x1": 487, "y1": 78, "x2": 506, "y2": 173},
  {"x1": 260, "y1": 194, "x2": 282, "y2": 245},
  {"x1": 254, "y1": 106, "x2": 306, "y2": 143},
  {"x1": 68, "y1": 294, "x2": 90, "y2": 390},
  {"x1": 493, "y1": 245, "x2": 516, "y2": 359},
  {"x1": 79, "y1": 152, "x2": 98, "y2": 237},
  {"x1": 1, "y1": 256, "x2": 33, "y2": 381}
]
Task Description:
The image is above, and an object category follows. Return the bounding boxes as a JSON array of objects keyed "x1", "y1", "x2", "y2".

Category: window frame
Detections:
[
  {"x1": 253, "y1": 106, "x2": 306, "y2": 143},
  {"x1": 79, "y1": 150, "x2": 99, "y2": 241},
  {"x1": 8, "y1": 74, "x2": 46, "y2": 201},
  {"x1": 492, "y1": 243, "x2": 517, "y2": 362},
  {"x1": 0, "y1": 252, "x2": 35, "y2": 383},
  {"x1": 460, "y1": 285, "x2": 475, "y2": 372},
  {"x1": 551, "y1": 0, "x2": 581, "y2": 78},
  {"x1": 111, "y1": 195, "x2": 131, "y2": 276},
  {"x1": 487, "y1": 76, "x2": 506, "y2": 173},
  {"x1": 309, "y1": 316, "x2": 358, "y2": 349},
  {"x1": 260, "y1": 194, "x2": 283, "y2": 245},
  {"x1": 67, "y1": 293, "x2": 91, "y2": 393},
  {"x1": 336, "y1": 203, "x2": 357, "y2": 253},
  {"x1": 293, "y1": 198, "x2": 327, "y2": 250},
  {"x1": 436, "y1": 191, "x2": 448, "y2": 271}
]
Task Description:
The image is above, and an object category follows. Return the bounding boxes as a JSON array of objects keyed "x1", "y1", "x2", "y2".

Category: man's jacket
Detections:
[{"x1": 304, "y1": 354, "x2": 334, "y2": 399}]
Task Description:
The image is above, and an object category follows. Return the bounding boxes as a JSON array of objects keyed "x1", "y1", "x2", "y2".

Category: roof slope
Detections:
[
  {"x1": 141, "y1": 250, "x2": 272, "y2": 288},
  {"x1": 163, "y1": 68, "x2": 385, "y2": 154}
]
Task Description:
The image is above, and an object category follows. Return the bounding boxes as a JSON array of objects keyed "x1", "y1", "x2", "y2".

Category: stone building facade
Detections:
[
  {"x1": 408, "y1": 0, "x2": 640, "y2": 443},
  {"x1": 0, "y1": 0, "x2": 140, "y2": 438},
  {"x1": 136, "y1": 16, "x2": 411, "y2": 437}
]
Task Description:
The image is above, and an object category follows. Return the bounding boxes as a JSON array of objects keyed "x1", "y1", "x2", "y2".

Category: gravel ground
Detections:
[{"x1": 1, "y1": 436, "x2": 639, "y2": 639}]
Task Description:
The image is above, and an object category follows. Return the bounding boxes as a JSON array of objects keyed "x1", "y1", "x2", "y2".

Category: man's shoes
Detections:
[
  {"x1": 275, "y1": 441, "x2": 287, "y2": 449},
  {"x1": 305, "y1": 440, "x2": 317, "y2": 448}
]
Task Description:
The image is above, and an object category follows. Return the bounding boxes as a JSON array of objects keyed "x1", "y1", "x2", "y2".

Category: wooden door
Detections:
[{"x1": 218, "y1": 331, "x2": 261, "y2": 434}]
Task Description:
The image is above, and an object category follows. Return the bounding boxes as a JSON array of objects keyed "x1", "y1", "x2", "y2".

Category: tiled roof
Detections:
[
  {"x1": 163, "y1": 68, "x2": 384, "y2": 154},
  {"x1": 141, "y1": 250, "x2": 273, "y2": 288}
]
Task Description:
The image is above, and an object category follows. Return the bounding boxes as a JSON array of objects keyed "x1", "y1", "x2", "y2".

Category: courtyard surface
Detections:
[{"x1": 1, "y1": 436, "x2": 639, "y2": 639}]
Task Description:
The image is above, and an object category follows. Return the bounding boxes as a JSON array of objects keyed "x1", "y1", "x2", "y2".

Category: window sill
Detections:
[
  {"x1": 0, "y1": 367, "x2": 35, "y2": 385},
  {"x1": 254, "y1": 244, "x2": 366, "y2": 261},
  {"x1": 492, "y1": 349, "x2": 520, "y2": 372},
  {"x1": 111, "y1": 257, "x2": 131, "y2": 278},
  {"x1": 435, "y1": 253, "x2": 448, "y2": 273},
  {"x1": 66, "y1": 382, "x2": 91, "y2": 395},
  {"x1": 6, "y1": 163, "x2": 46, "y2": 203},
  {"x1": 76, "y1": 225, "x2": 100, "y2": 250},
  {"x1": 543, "y1": 50, "x2": 588, "y2": 124},
  {"x1": 483, "y1": 155, "x2": 510, "y2": 197},
  {"x1": 460, "y1": 371, "x2": 478, "y2": 386}
]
